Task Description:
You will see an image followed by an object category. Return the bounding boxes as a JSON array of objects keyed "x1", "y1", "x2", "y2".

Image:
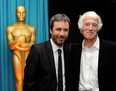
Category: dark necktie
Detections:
[{"x1": 57, "y1": 49, "x2": 63, "y2": 91}]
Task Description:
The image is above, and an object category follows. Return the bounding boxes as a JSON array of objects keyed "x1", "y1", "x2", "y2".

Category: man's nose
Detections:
[
  {"x1": 88, "y1": 24, "x2": 93, "y2": 30},
  {"x1": 60, "y1": 30, "x2": 65, "y2": 36}
]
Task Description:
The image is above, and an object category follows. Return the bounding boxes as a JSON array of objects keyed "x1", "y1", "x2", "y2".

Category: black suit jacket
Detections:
[
  {"x1": 71, "y1": 39, "x2": 116, "y2": 91},
  {"x1": 23, "y1": 40, "x2": 72, "y2": 91}
]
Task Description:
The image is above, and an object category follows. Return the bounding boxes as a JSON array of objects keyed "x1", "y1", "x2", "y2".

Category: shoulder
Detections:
[
  {"x1": 71, "y1": 43, "x2": 82, "y2": 51},
  {"x1": 26, "y1": 24, "x2": 36, "y2": 31},
  {"x1": 29, "y1": 41, "x2": 51, "y2": 55},
  {"x1": 100, "y1": 39, "x2": 116, "y2": 52},
  {"x1": 100, "y1": 39, "x2": 116, "y2": 47},
  {"x1": 31, "y1": 40, "x2": 50, "y2": 50},
  {"x1": 6, "y1": 24, "x2": 15, "y2": 32},
  {"x1": 32, "y1": 41, "x2": 46, "y2": 48}
]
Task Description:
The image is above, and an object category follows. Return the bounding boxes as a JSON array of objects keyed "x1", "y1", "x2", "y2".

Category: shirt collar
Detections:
[
  {"x1": 82, "y1": 36, "x2": 100, "y2": 49},
  {"x1": 50, "y1": 38, "x2": 63, "y2": 53}
]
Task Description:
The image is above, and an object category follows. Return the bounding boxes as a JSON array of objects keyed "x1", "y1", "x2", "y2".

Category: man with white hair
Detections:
[{"x1": 71, "y1": 11, "x2": 116, "y2": 91}]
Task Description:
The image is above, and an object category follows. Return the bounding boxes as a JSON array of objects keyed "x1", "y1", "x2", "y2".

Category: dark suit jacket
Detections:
[
  {"x1": 23, "y1": 40, "x2": 72, "y2": 91},
  {"x1": 71, "y1": 39, "x2": 116, "y2": 91}
]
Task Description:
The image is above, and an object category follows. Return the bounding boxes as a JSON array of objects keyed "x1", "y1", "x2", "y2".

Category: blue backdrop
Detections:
[{"x1": 0, "y1": 0, "x2": 49, "y2": 91}]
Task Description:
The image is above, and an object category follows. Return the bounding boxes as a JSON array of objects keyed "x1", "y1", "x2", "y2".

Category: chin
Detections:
[
  {"x1": 57, "y1": 43, "x2": 63, "y2": 47},
  {"x1": 19, "y1": 19, "x2": 24, "y2": 21}
]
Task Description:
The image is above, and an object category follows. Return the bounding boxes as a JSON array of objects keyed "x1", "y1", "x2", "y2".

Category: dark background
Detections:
[{"x1": 48, "y1": 0, "x2": 116, "y2": 45}]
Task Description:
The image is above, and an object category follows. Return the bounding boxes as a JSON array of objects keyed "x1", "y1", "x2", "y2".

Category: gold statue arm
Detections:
[
  {"x1": 19, "y1": 27, "x2": 36, "y2": 47},
  {"x1": 15, "y1": 27, "x2": 36, "y2": 52},
  {"x1": 6, "y1": 27, "x2": 25, "y2": 50}
]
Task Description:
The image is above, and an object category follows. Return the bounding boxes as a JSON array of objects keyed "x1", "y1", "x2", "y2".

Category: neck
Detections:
[
  {"x1": 84, "y1": 37, "x2": 97, "y2": 48},
  {"x1": 17, "y1": 21, "x2": 25, "y2": 24}
]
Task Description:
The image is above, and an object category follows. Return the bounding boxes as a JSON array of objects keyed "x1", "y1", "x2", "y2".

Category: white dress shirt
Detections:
[
  {"x1": 79, "y1": 36, "x2": 100, "y2": 91},
  {"x1": 50, "y1": 39, "x2": 65, "y2": 91}
]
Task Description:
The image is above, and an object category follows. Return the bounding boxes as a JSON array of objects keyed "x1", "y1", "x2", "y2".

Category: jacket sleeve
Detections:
[{"x1": 23, "y1": 44, "x2": 40, "y2": 91}]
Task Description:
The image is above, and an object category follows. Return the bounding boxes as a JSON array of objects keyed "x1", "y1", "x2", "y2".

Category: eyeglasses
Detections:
[{"x1": 84, "y1": 22, "x2": 98, "y2": 28}]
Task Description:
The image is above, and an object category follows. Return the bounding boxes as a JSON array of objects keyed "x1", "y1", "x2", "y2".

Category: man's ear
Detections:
[
  {"x1": 80, "y1": 30, "x2": 83, "y2": 34},
  {"x1": 50, "y1": 29, "x2": 52, "y2": 34}
]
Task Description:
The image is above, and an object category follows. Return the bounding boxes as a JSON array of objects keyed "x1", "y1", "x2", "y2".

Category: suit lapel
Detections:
[
  {"x1": 45, "y1": 41, "x2": 56, "y2": 76},
  {"x1": 98, "y1": 39, "x2": 110, "y2": 82},
  {"x1": 76, "y1": 44, "x2": 82, "y2": 72},
  {"x1": 63, "y1": 47, "x2": 67, "y2": 77}
]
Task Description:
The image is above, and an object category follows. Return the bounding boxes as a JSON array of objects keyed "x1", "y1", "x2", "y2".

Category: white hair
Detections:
[{"x1": 78, "y1": 11, "x2": 103, "y2": 32}]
